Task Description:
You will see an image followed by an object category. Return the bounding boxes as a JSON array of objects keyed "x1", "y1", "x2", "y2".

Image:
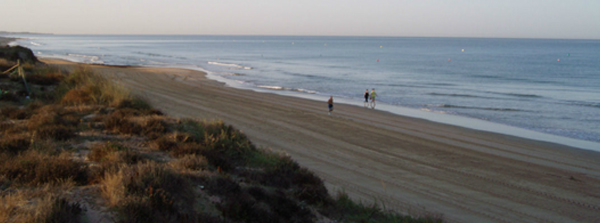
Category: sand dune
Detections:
[{"x1": 45, "y1": 59, "x2": 600, "y2": 223}]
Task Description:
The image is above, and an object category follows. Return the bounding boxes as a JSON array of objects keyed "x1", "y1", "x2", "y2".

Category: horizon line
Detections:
[{"x1": 2, "y1": 31, "x2": 599, "y2": 41}]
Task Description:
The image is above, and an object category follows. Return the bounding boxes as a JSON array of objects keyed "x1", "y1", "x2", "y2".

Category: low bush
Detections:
[
  {"x1": 26, "y1": 106, "x2": 76, "y2": 141},
  {"x1": 0, "y1": 151, "x2": 88, "y2": 186},
  {"x1": 88, "y1": 142, "x2": 145, "y2": 165},
  {"x1": 115, "y1": 98, "x2": 152, "y2": 111},
  {"x1": 35, "y1": 125, "x2": 75, "y2": 141},
  {"x1": 169, "y1": 154, "x2": 208, "y2": 171},
  {"x1": 39, "y1": 196, "x2": 84, "y2": 223},
  {"x1": 244, "y1": 153, "x2": 332, "y2": 205},
  {"x1": 0, "y1": 91, "x2": 19, "y2": 102},
  {"x1": 27, "y1": 66, "x2": 63, "y2": 86},
  {"x1": 104, "y1": 111, "x2": 142, "y2": 135},
  {"x1": 27, "y1": 108, "x2": 62, "y2": 130},
  {"x1": 141, "y1": 117, "x2": 168, "y2": 139},
  {"x1": 0, "y1": 191, "x2": 83, "y2": 223},
  {"x1": 101, "y1": 162, "x2": 195, "y2": 222},
  {"x1": 204, "y1": 176, "x2": 314, "y2": 223},
  {"x1": 200, "y1": 123, "x2": 256, "y2": 171},
  {"x1": 323, "y1": 192, "x2": 443, "y2": 223},
  {"x1": 0, "y1": 133, "x2": 31, "y2": 154},
  {"x1": 0, "y1": 105, "x2": 31, "y2": 120},
  {"x1": 61, "y1": 87, "x2": 94, "y2": 105},
  {"x1": 87, "y1": 142, "x2": 148, "y2": 183},
  {"x1": 151, "y1": 135, "x2": 179, "y2": 152},
  {"x1": 56, "y1": 66, "x2": 130, "y2": 106}
]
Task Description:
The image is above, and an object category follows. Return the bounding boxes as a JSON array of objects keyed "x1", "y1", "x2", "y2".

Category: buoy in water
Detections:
[
  {"x1": 448, "y1": 58, "x2": 451, "y2": 62},
  {"x1": 377, "y1": 58, "x2": 379, "y2": 62},
  {"x1": 462, "y1": 49, "x2": 465, "y2": 52},
  {"x1": 380, "y1": 46, "x2": 383, "y2": 48},
  {"x1": 557, "y1": 59, "x2": 560, "y2": 62}
]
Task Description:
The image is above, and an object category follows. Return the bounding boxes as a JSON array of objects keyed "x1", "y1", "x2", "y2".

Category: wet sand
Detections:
[{"x1": 45, "y1": 59, "x2": 600, "y2": 223}]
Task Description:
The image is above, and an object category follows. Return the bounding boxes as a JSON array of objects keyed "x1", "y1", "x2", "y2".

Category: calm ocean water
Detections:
[{"x1": 8, "y1": 35, "x2": 600, "y2": 146}]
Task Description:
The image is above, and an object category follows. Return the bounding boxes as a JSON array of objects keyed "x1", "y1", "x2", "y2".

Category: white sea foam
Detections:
[
  {"x1": 256, "y1": 85, "x2": 317, "y2": 94},
  {"x1": 208, "y1": 61, "x2": 252, "y2": 70},
  {"x1": 66, "y1": 53, "x2": 104, "y2": 64},
  {"x1": 258, "y1": 85, "x2": 284, "y2": 90},
  {"x1": 30, "y1": 41, "x2": 42, "y2": 46},
  {"x1": 221, "y1": 72, "x2": 244, "y2": 76},
  {"x1": 294, "y1": 88, "x2": 317, "y2": 94}
]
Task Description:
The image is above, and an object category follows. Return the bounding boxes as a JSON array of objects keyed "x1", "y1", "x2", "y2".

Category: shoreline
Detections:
[
  {"x1": 205, "y1": 71, "x2": 600, "y2": 152},
  {"x1": 42, "y1": 55, "x2": 600, "y2": 152},
  {"x1": 43, "y1": 58, "x2": 600, "y2": 222}
]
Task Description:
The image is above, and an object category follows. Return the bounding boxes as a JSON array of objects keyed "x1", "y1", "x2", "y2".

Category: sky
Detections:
[{"x1": 2, "y1": 0, "x2": 600, "y2": 39}]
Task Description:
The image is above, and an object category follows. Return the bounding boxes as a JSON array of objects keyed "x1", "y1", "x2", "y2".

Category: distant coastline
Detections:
[
  {"x1": 0, "y1": 31, "x2": 52, "y2": 35},
  {"x1": 0, "y1": 36, "x2": 17, "y2": 46}
]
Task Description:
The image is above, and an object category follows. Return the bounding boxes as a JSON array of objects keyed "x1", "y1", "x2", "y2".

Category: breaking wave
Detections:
[
  {"x1": 208, "y1": 61, "x2": 252, "y2": 70},
  {"x1": 257, "y1": 85, "x2": 317, "y2": 94},
  {"x1": 427, "y1": 104, "x2": 526, "y2": 112}
]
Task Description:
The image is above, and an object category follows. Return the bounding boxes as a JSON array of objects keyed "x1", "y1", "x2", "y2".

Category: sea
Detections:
[{"x1": 6, "y1": 35, "x2": 600, "y2": 151}]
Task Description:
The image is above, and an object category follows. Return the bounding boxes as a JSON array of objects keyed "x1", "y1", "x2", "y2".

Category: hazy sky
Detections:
[{"x1": 3, "y1": 0, "x2": 600, "y2": 39}]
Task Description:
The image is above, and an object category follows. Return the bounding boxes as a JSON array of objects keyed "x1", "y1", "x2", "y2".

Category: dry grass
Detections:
[
  {"x1": 88, "y1": 142, "x2": 146, "y2": 165},
  {"x1": 27, "y1": 66, "x2": 64, "y2": 86},
  {"x1": 0, "y1": 58, "x2": 16, "y2": 69},
  {"x1": 0, "y1": 185, "x2": 82, "y2": 223},
  {"x1": 87, "y1": 142, "x2": 149, "y2": 184},
  {"x1": 168, "y1": 154, "x2": 208, "y2": 172},
  {"x1": 58, "y1": 66, "x2": 130, "y2": 106},
  {"x1": 0, "y1": 150, "x2": 88, "y2": 186},
  {"x1": 0, "y1": 133, "x2": 31, "y2": 154},
  {"x1": 0, "y1": 105, "x2": 31, "y2": 120},
  {"x1": 27, "y1": 105, "x2": 77, "y2": 140},
  {"x1": 100, "y1": 162, "x2": 196, "y2": 222}
]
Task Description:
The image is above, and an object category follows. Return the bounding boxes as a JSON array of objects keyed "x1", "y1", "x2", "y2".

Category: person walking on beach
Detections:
[
  {"x1": 364, "y1": 89, "x2": 369, "y2": 107},
  {"x1": 328, "y1": 96, "x2": 334, "y2": 115},
  {"x1": 370, "y1": 88, "x2": 377, "y2": 109}
]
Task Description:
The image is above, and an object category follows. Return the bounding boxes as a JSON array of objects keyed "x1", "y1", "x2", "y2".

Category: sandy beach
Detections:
[{"x1": 44, "y1": 59, "x2": 600, "y2": 223}]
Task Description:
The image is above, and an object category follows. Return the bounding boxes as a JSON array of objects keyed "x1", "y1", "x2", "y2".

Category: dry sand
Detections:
[{"x1": 45, "y1": 59, "x2": 600, "y2": 223}]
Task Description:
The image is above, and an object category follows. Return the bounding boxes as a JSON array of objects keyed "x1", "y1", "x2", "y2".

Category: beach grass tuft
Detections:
[
  {"x1": 58, "y1": 66, "x2": 130, "y2": 106},
  {"x1": 0, "y1": 150, "x2": 88, "y2": 186}
]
